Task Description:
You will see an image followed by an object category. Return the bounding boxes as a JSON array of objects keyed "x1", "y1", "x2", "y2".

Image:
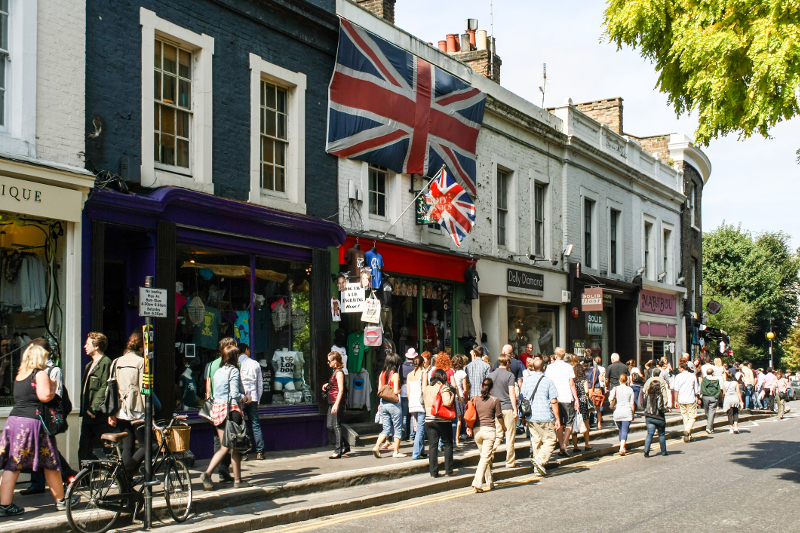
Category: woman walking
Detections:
[
  {"x1": 723, "y1": 371, "x2": 744, "y2": 432},
  {"x1": 568, "y1": 354, "x2": 592, "y2": 452},
  {"x1": 107, "y1": 332, "x2": 146, "y2": 476},
  {"x1": 422, "y1": 369, "x2": 455, "y2": 477},
  {"x1": 0, "y1": 345, "x2": 68, "y2": 516},
  {"x1": 628, "y1": 360, "x2": 645, "y2": 407},
  {"x1": 407, "y1": 353, "x2": 427, "y2": 460},
  {"x1": 373, "y1": 353, "x2": 405, "y2": 458},
  {"x1": 468, "y1": 378, "x2": 505, "y2": 492},
  {"x1": 609, "y1": 374, "x2": 635, "y2": 455},
  {"x1": 774, "y1": 371, "x2": 789, "y2": 419},
  {"x1": 323, "y1": 352, "x2": 348, "y2": 458},
  {"x1": 453, "y1": 354, "x2": 469, "y2": 447},
  {"x1": 200, "y1": 345, "x2": 249, "y2": 490},
  {"x1": 642, "y1": 368, "x2": 670, "y2": 457}
]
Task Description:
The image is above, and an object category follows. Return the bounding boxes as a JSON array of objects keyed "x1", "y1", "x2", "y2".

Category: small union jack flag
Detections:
[
  {"x1": 424, "y1": 168, "x2": 476, "y2": 247},
  {"x1": 326, "y1": 18, "x2": 486, "y2": 196}
]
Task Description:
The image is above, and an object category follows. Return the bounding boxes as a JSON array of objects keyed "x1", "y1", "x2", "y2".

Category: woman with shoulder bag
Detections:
[
  {"x1": 610, "y1": 374, "x2": 635, "y2": 456},
  {"x1": 773, "y1": 371, "x2": 788, "y2": 420},
  {"x1": 323, "y1": 352, "x2": 348, "y2": 459},
  {"x1": 467, "y1": 378, "x2": 504, "y2": 492},
  {"x1": 200, "y1": 346, "x2": 249, "y2": 490},
  {"x1": 628, "y1": 360, "x2": 645, "y2": 406},
  {"x1": 107, "y1": 332, "x2": 146, "y2": 476},
  {"x1": 373, "y1": 353, "x2": 405, "y2": 458},
  {"x1": 642, "y1": 368, "x2": 670, "y2": 457},
  {"x1": 723, "y1": 370, "x2": 745, "y2": 432},
  {"x1": 569, "y1": 354, "x2": 592, "y2": 452},
  {"x1": 406, "y1": 352, "x2": 427, "y2": 460},
  {"x1": 422, "y1": 369, "x2": 456, "y2": 477}
]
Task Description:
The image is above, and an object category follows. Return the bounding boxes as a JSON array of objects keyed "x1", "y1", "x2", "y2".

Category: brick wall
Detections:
[
  {"x1": 450, "y1": 50, "x2": 501, "y2": 84},
  {"x1": 36, "y1": 0, "x2": 85, "y2": 167},
  {"x1": 629, "y1": 134, "x2": 671, "y2": 164},
  {"x1": 574, "y1": 98, "x2": 623, "y2": 135},
  {"x1": 85, "y1": 0, "x2": 339, "y2": 219},
  {"x1": 356, "y1": 0, "x2": 396, "y2": 24},
  {"x1": 679, "y1": 161, "x2": 704, "y2": 350}
]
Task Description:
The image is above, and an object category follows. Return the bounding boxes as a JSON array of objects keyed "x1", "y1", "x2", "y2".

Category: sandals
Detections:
[{"x1": 372, "y1": 447, "x2": 381, "y2": 458}]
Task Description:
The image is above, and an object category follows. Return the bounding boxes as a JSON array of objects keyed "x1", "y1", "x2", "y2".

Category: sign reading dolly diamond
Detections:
[{"x1": 507, "y1": 268, "x2": 544, "y2": 296}]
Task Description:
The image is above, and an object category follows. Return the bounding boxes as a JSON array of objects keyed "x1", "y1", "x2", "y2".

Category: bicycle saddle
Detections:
[{"x1": 102, "y1": 432, "x2": 129, "y2": 442}]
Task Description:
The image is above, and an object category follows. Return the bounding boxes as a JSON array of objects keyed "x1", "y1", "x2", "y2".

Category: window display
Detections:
[
  {"x1": 0, "y1": 214, "x2": 65, "y2": 406},
  {"x1": 507, "y1": 300, "x2": 557, "y2": 357},
  {"x1": 174, "y1": 244, "x2": 314, "y2": 410}
]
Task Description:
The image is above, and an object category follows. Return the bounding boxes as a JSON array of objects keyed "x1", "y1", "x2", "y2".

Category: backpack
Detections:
[
  {"x1": 701, "y1": 377, "x2": 721, "y2": 397},
  {"x1": 644, "y1": 382, "x2": 664, "y2": 417}
]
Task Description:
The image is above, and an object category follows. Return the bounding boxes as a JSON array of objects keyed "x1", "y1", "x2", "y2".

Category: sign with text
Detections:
[
  {"x1": 581, "y1": 287, "x2": 603, "y2": 311},
  {"x1": 139, "y1": 287, "x2": 168, "y2": 318},
  {"x1": 639, "y1": 289, "x2": 677, "y2": 316},
  {"x1": 341, "y1": 283, "x2": 366, "y2": 313},
  {"x1": 507, "y1": 268, "x2": 544, "y2": 296},
  {"x1": 0, "y1": 174, "x2": 84, "y2": 222},
  {"x1": 586, "y1": 312, "x2": 604, "y2": 336},
  {"x1": 360, "y1": 294, "x2": 381, "y2": 323}
]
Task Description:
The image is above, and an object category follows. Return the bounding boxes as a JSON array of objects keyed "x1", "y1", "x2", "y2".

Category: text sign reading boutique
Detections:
[{"x1": 507, "y1": 268, "x2": 544, "y2": 296}]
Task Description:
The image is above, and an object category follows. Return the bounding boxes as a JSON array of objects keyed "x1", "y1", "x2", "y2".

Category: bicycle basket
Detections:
[{"x1": 156, "y1": 425, "x2": 191, "y2": 453}]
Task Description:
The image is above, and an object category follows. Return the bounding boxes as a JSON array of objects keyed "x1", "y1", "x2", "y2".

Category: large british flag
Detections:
[
  {"x1": 326, "y1": 18, "x2": 486, "y2": 196},
  {"x1": 424, "y1": 168, "x2": 476, "y2": 247}
]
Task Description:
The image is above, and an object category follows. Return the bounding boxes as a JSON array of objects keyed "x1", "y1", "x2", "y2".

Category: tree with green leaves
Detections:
[
  {"x1": 780, "y1": 324, "x2": 800, "y2": 371},
  {"x1": 702, "y1": 291, "x2": 763, "y2": 361},
  {"x1": 702, "y1": 223, "x2": 800, "y2": 365},
  {"x1": 603, "y1": 0, "x2": 800, "y2": 148}
]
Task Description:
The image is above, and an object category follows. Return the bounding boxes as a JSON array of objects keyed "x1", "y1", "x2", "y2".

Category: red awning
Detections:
[{"x1": 338, "y1": 235, "x2": 474, "y2": 283}]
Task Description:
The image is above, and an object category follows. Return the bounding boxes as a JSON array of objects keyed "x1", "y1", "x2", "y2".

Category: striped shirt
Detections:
[
  {"x1": 520, "y1": 372, "x2": 559, "y2": 423},
  {"x1": 465, "y1": 358, "x2": 491, "y2": 399}
]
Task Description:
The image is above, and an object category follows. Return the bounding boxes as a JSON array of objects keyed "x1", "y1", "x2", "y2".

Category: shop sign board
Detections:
[
  {"x1": 507, "y1": 268, "x2": 544, "y2": 296},
  {"x1": 581, "y1": 287, "x2": 603, "y2": 311},
  {"x1": 639, "y1": 289, "x2": 677, "y2": 316},
  {"x1": 139, "y1": 287, "x2": 168, "y2": 318},
  {"x1": 586, "y1": 312, "x2": 603, "y2": 336},
  {"x1": 0, "y1": 174, "x2": 84, "y2": 222},
  {"x1": 341, "y1": 283, "x2": 366, "y2": 313}
]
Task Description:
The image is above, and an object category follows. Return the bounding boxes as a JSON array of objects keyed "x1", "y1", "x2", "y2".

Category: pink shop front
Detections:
[{"x1": 636, "y1": 286, "x2": 686, "y2": 367}]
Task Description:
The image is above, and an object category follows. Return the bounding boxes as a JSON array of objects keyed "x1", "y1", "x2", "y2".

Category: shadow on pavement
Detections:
[{"x1": 730, "y1": 440, "x2": 800, "y2": 483}]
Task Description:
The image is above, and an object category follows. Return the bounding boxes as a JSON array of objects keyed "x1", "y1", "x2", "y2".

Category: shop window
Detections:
[
  {"x1": 173, "y1": 244, "x2": 314, "y2": 409},
  {"x1": 0, "y1": 215, "x2": 65, "y2": 406},
  {"x1": 387, "y1": 276, "x2": 452, "y2": 357},
  {"x1": 154, "y1": 38, "x2": 193, "y2": 169},
  {"x1": 368, "y1": 166, "x2": 387, "y2": 218},
  {"x1": 639, "y1": 339, "x2": 667, "y2": 367},
  {"x1": 609, "y1": 208, "x2": 619, "y2": 274},
  {"x1": 496, "y1": 169, "x2": 508, "y2": 247},
  {"x1": 260, "y1": 80, "x2": 288, "y2": 193},
  {"x1": 534, "y1": 183, "x2": 544, "y2": 257},
  {"x1": 507, "y1": 300, "x2": 557, "y2": 357}
]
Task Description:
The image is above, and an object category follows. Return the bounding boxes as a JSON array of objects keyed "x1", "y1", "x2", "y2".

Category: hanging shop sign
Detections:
[
  {"x1": 0, "y1": 174, "x2": 84, "y2": 222},
  {"x1": 415, "y1": 195, "x2": 434, "y2": 225},
  {"x1": 341, "y1": 283, "x2": 366, "y2": 313},
  {"x1": 581, "y1": 287, "x2": 603, "y2": 311},
  {"x1": 507, "y1": 268, "x2": 544, "y2": 296},
  {"x1": 639, "y1": 289, "x2": 677, "y2": 316},
  {"x1": 360, "y1": 294, "x2": 381, "y2": 323}
]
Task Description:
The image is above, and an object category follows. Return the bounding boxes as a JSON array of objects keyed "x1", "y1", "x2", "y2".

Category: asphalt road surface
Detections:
[{"x1": 260, "y1": 411, "x2": 800, "y2": 533}]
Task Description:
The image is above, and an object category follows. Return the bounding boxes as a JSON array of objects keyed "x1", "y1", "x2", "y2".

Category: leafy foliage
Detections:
[
  {"x1": 702, "y1": 223, "x2": 800, "y2": 364},
  {"x1": 603, "y1": 0, "x2": 800, "y2": 146},
  {"x1": 780, "y1": 324, "x2": 800, "y2": 371},
  {"x1": 702, "y1": 290, "x2": 762, "y2": 360}
]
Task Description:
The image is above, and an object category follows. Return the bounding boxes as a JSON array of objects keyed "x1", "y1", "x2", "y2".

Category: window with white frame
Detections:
[
  {"x1": 644, "y1": 219, "x2": 655, "y2": 280},
  {"x1": 584, "y1": 198, "x2": 594, "y2": 268},
  {"x1": 534, "y1": 183, "x2": 545, "y2": 257},
  {"x1": 0, "y1": 0, "x2": 7, "y2": 128},
  {"x1": 662, "y1": 227, "x2": 672, "y2": 284},
  {"x1": 260, "y1": 80, "x2": 288, "y2": 192},
  {"x1": 368, "y1": 166, "x2": 387, "y2": 218},
  {"x1": 610, "y1": 208, "x2": 620, "y2": 274},
  {"x1": 689, "y1": 182, "x2": 697, "y2": 227},
  {"x1": 154, "y1": 38, "x2": 192, "y2": 169},
  {"x1": 497, "y1": 169, "x2": 509, "y2": 247}
]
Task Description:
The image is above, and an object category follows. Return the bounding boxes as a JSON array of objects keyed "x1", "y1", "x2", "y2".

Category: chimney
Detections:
[
  {"x1": 574, "y1": 98, "x2": 624, "y2": 135},
  {"x1": 356, "y1": 0, "x2": 396, "y2": 25},
  {"x1": 445, "y1": 20, "x2": 501, "y2": 84}
]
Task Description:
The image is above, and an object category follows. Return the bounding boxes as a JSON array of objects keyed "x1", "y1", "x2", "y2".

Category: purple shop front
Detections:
[{"x1": 82, "y1": 187, "x2": 345, "y2": 457}]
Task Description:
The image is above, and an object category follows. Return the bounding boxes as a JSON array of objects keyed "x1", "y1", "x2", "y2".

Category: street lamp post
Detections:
[{"x1": 767, "y1": 324, "x2": 775, "y2": 369}]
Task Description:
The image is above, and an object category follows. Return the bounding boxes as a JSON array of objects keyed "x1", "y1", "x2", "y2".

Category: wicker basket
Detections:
[{"x1": 156, "y1": 425, "x2": 191, "y2": 453}]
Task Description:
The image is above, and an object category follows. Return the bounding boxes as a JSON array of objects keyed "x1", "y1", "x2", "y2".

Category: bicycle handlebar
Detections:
[{"x1": 153, "y1": 413, "x2": 189, "y2": 431}]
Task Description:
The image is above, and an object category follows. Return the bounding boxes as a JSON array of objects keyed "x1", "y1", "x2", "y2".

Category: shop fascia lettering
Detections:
[
  {"x1": 0, "y1": 183, "x2": 43, "y2": 203},
  {"x1": 507, "y1": 268, "x2": 544, "y2": 296},
  {"x1": 0, "y1": 174, "x2": 83, "y2": 223}
]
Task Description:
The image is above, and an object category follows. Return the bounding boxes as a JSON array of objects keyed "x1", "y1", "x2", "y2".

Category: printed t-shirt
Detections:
[
  {"x1": 344, "y1": 246, "x2": 366, "y2": 278},
  {"x1": 234, "y1": 310, "x2": 250, "y2": 344},
  {"x1": 193, "y1": 306, "x2": 220, "y2": 349},
  {"x1": 273, "y1": 351, "x2": 298, "y2": 379},
  {"x1": 364, "y1": 250, "x2": 384, "y2": 289},
  {"x1": 347, "y1": 332, "x2": 366, "y2": 374},
  {"x1": 331, "y1": 344, "x2": 349, "y2": 375}
]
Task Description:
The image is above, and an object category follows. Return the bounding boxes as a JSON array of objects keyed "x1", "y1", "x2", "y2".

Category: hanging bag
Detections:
[
  {"x1": 221, "y1": 368, "x2": 251, "y2": 454},
  {"x1": 431, "y1": 385, "x2": 456, "y2": 419},
  {"x1": 36, "y1": 370, "x2": 70, "y2": 436},
  {"x1": 377, "y1": 371, "x2": 399, "y2": 403},
  {"x1": 464, "y1": 397, "x2": 477, "y2": 428},
  {"x1": 518, "y1": 376, "x2": 544, "y2": 419},
  {"x1": 99, "y1": 359, "x2": 121, "y2": 415}
]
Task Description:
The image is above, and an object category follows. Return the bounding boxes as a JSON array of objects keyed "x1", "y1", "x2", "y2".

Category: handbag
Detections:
[
  {"x1": 518, "y1": 375, "x2": 544, "y2": 419},
  {"x1": 198, "y1": 398, "x2": 215, "y2": 422},
  {"x1": 100, "y1": 359, "x2": 121, "y2": 415},
  {"x1": 36, "y1": 370, "x2": 70, "y2": 436},
  {"x1": 431, "y1": 385, "x2": 456, "y2": 419},
  {"x1": 221, "y1": 368, "x2": 251, "y2": 453},
  {"x1": 464, "y1": 397, "x2": 477, "y2": 428},
  {"x1": 377, "y1": 371, "x2": 399, "y2": 403},
  {"x1": 609, "y1": 386, "x2": 617, "y2": 410}
]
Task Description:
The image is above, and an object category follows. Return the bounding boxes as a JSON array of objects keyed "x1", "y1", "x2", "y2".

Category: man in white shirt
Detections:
[
  {"x1": 671, "y1": 362, "x2": 700, "y2": 442},
  {"x1": 741, "y1": 362, "x2": 755, "y2": 409},
  {"x1": 544, "y1": 347, "x2": 579, "y2": 455},
  {"x1": 238, "y1": 344, "x2": 265, "y2": 459}
]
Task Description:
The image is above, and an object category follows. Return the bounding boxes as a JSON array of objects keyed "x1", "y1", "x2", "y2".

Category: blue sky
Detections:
[{"x1": 394, "y1": 0, "x2": 800, "y2": 248}]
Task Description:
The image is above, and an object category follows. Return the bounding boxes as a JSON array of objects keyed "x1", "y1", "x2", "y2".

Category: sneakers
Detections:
[
  {"x1": 218, "y1": 469, "x2": 234, "y2": 483},
  {"x1": 256, "y1": 452, "x2": 267, "y2": 460},
  {"x1": 56, "y1": 496, "x2": 79, "y2": 511},
  {"x1": 200, "y1": 472, "x2": 216, "y2": 491},
  {"x1": 531, "y1": 455, "x2": 547, "y2": 476},
  {"x1": 729, "y1": 427, "x2": 734, "y2": 434},
  {"x1": 233, "y1": 480, "x2": 250, "y2": 489},
  {"x1": 0, "y1": 503, "x2": 24, "y2": 517},
  {"x1": 392, "y1": 453, "x2": 407, "y2": 458},
  {"x1": 643, "y1": 451, "x2": 650, "y2": 458}
]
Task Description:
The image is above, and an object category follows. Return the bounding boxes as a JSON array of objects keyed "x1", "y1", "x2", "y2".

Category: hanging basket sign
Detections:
[
  {"x1": 361, "y1": 294, "x2": 381, "y2": 324},
  {"x1": 341, "y1": 283, "x2": 366, "y2": 313}
]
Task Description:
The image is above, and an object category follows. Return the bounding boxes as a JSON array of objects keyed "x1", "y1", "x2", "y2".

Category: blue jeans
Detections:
[
  {"x1": 411, "y1": 412, "x2": 426, "y2": 458},
  {"x1": 631, "y1": 385, "x2": 641, "y2": 406},
  {"x1": 743, "y1": 385, "x2": 754, "y2": 409},
  {"x1": 644, "y1": 418, "x2": 667, "y2": 454},
  {"x1": 244, "y1": 401, "x2": 265, "y2": 454},
  {"x1": 380, "y1": 400, "x2": 403, "y2": 438}
]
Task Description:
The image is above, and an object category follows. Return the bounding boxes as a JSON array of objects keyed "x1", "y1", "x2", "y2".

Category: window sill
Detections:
[
  {"x1": 0, "y1": 133, "x2": 35, "y2": 159},
  {"x1": 152, "y1": 169, "x2": 214, "y2": 194},
  {"x1": 367, "y1": 213, "x2": 388, "y2": 222},
  {"x1": 249, "y1": 190, "x2": 307, "y2": 215}
]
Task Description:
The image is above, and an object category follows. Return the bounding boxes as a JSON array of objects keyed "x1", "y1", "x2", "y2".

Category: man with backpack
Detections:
[
  {"x1": 700, "y1": 367, "x2": 722, "y2": 434},
  {"x1": 671, "y1": 363, "x2": 700, "y2": 442},
  {"x1": 642, "y1": 368, "x2": 670, "y2": 457},
  {"x1": 519, "y1": 359, "x2": 560, "y2": 475}
]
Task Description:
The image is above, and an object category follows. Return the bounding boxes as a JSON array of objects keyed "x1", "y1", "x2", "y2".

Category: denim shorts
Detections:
[{"x1": 380, "y1": 400, "x2": 402, "y2": 437}]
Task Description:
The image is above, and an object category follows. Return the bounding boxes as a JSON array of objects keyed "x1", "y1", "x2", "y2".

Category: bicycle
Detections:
[{"x1": 65, "y1": 414, "x2": 193, "y2": 533}]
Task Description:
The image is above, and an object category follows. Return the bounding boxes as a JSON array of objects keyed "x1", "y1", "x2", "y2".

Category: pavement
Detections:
[{"x1": 1, "y1": 407, "x2": 781, "y2": 533}]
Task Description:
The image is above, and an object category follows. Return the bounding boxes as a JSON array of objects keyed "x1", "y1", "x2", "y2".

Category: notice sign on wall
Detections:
[
  {"x1": 139, "y1": 287, "x2": 168, "y2": 318},
  {"x1": 581, "y1": 287, "x2": 603, "y2": 311},
  {"x1": 341, "y1": 283, "x2": 366, "y2": 313}
]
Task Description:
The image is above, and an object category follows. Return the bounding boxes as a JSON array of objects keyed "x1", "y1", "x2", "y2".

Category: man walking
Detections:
[
  {"x1": 238, "y1": 344, "x2": 266, "y2": 460},
  {"x1": 79, "y1": 332, "x2": 112, "y2": 462},
  {"x1": 700, "y1": 367, "x2": 721, "y2": 434},
  {"x1": 671, "y1": 362, "x2": 700, "y2": 442},
  {"x1": 755, "y1": 368, "x2": 766, "y2": 409},
  {"x1": 545, "y1": 347, "x2": 579, "y2": 456},
  {"x1": 763, "y1": 368, "x2": 777, "y2": 411},
  {"x1": 488, "y1": 354, "x2": 519, "y2": 467},
  {"x1": 520, "y1": 359, "x2": 560, "y2": 475},
  {"x1": 605, "y1": 353, "x2": 629, "y2": 392},
  {"x1": 741, "y1": 361, "x2": 755, "y2": 409},
  {"x1": 495, "y1": 344, "x2": 524, "y2": 385},
  {"x1": 466, "y1": 347, "x2": 491, "y2": 399}
]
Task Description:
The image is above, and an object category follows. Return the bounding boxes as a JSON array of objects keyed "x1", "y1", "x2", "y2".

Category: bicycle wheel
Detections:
[
  {"x1": 65, "y1": 464, "x2": 123, "y2": 533},
  {"x1": 164, "y1": 458, "x2": 193, "y2": 522}
]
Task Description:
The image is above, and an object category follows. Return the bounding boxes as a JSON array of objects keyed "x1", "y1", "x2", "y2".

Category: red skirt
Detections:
[{"x1": 211, "y1": 401, "x2": 242, "y2": 427}]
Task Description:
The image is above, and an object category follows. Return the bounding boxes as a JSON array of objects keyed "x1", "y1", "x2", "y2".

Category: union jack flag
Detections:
[
  {"x1": 326, "y1": 18, "x2": 486, "y2": 196},
  {"x1": 423, "y1": 167, "x2": 476, "y2": 247}
]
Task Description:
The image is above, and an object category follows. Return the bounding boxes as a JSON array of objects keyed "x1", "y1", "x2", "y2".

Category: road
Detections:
[{"x1": 260, "y1": 412, "x2": 800, "y2": 532}]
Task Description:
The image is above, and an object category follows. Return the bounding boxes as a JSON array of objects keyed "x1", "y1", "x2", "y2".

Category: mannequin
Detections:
[
  {"x1": 344, "y1": 241, "x2": 366, "y2": 278},
  {"x1": 364, "y1": 244, "x2": 384, "y2": 289},
  {"x1": 526, "y1": 325, "x2": 541, "y2": 355},
  {"x1": 292, "y1": 351, "x2": 306, "y2": 389},
  {"x1": 272, "y1": 348, "x2": 298, "y2": 391}
]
